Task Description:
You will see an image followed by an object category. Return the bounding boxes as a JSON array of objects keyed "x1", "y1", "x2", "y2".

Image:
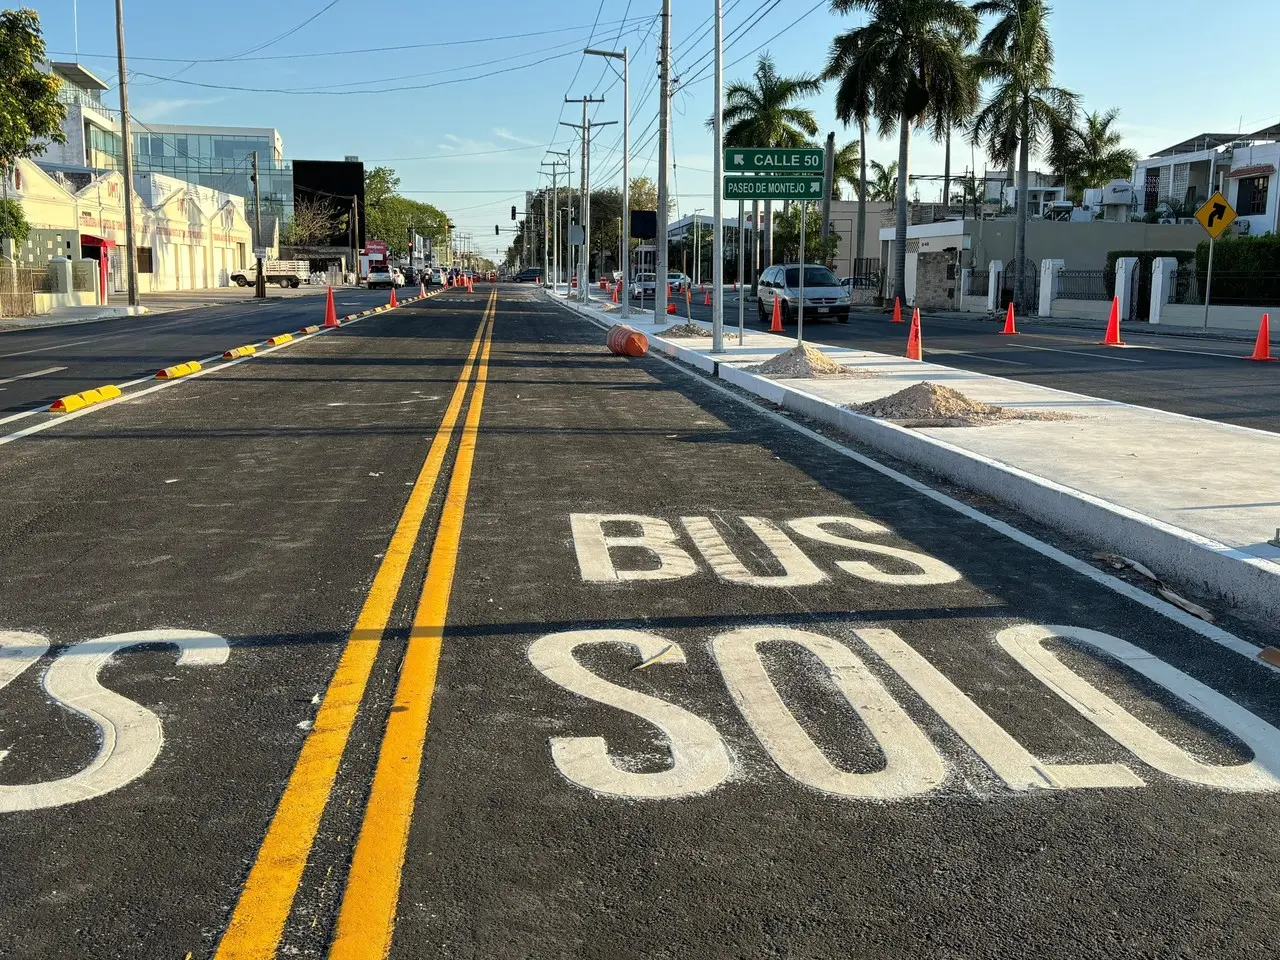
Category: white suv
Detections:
[{"x1": 756, "y1": 263, "x2": 851, "y2": 324}]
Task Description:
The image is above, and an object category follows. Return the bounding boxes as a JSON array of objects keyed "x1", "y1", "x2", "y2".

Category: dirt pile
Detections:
[
  {"x1": 746, "y1": 344, "x2": 863, "y2": 379},
  {"x1": 849, "y1": 381, "x2": 1076, "y2": 428},
  {"x1": 657, "y1": 323, "x2": 711, "y2": 338}
]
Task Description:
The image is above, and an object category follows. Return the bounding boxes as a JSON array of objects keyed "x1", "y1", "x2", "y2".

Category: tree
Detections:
[
  {"x1": 0, "y1": 196, "x2": 28, "y2": 243},
  {"x1": 824, "y1": 24, "x2": 879, "y2": 261},
  {"x1": 282, "y1": 196, "x2": 339, "y2": 246},
  {"x1": 970, "y1": 0, "x2": 1078, "y2": 309},
  {"x1": 830, "y1": 140, "x2": 861, "y2": 200},
  {"x1": 866, "y1": 160, "x2": 899, "y2": 202},
  {"x1": 364, "y1": 167, "x2": 400, "y2": 208},
  {"x1": 772, "y1": 201, "x2": 841, "y2": 264},
  {"x1": 830, "y1": 0, "x2": 978, "y2": 304},
  {"x1": 629, "y1": 176, "x2": 659, "y2": 213},
  {"x1": 0, "y1": 9, "x2": 65, "y2": 242},
  {"x1": 721, "y1": 54, "x2": 821, "y2": 289},
  {"x1": 1049, "y1": 107, "x2": 1138, "y2": 201}
]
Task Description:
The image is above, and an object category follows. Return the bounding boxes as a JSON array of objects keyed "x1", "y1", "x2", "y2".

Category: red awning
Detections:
[
  {"x1": 1225, "y1": 164, "x2": 1276, "y2": 179},
  {"x1": 80, "y1": 234, "x2": 116, "y2": 247}
]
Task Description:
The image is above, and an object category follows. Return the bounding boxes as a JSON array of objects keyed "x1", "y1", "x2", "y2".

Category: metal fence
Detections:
[
  {"x1": 72, "y1": 260, "x2": 98, "y2": 293},
  {"x1": 966, "y1": 269, "x2": 989, "y2": 297},
  {"x1": 843, "y1": 257, "x2": 881, "y2": 305},
  {"x1": 1056, "y1": 269, "x2": 1110, "y2": 301},
  {"x1": 1196, "y1": 272, "x2": 1280, "y2": 307}
]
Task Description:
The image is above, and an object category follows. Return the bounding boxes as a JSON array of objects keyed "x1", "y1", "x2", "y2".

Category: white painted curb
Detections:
[{"x1": 550, "y1": 292, "x2": 1280, "y2": 622}]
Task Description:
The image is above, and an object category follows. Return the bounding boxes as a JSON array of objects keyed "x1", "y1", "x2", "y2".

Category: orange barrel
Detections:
[{"x1": 606, "y1": 323, "x2": 648, "y2": 357}]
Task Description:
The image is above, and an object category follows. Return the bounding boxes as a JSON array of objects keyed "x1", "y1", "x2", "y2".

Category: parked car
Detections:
[
  {"x1": 756, "y1": 263, "x2": 851, "y2": 324},
  {"x1": 366, "y1": 266, "x2": 395, "y2": 289},
  {"x1": 667, "y1": 271, "x2": 691, "y2": 293},
  {"x1": 630, "y1": 272, "x2": 657, "y2": 299},
  {"x1": 513, "y1": 267, "x2": 543, "y2": 282},
  {"x1": 840, "y1": 273, "x2": 878, "y2": 291}
]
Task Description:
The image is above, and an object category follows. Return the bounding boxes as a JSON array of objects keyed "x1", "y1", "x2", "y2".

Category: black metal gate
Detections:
[
  {"x1": 1001, "y1": 258, "x2": 1039, "y2": 313},
  {"x1": 1128, "y1": 263, "x2": 1144, "y2": 322}
]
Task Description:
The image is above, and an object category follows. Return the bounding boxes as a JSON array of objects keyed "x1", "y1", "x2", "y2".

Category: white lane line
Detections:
[
  {"x1": 0, "y1": 337, "x2": 104, "y2": 359},
  {"x1": 0, "y1": 408, "x2": 41, "y2": 427},
  {"x1": 0, "y1": 366, "x2": 67, "y2": 385},
  {"x1": 928, "y1": 349, "x2": 1028, "y2": 366},
  {"x1": 1018, "y1": 344, "x2": 1145, "y2": 363},
  {"x1": 1125, "y1": 343, "x2": 1251, "y2": 361}
]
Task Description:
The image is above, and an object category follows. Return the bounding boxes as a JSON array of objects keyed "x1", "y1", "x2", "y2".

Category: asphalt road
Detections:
[
  {"x1": 0, "y1": 285, "x2": 415, "y2": 415},
  {"x1": 2, "y1": 283, "x2": 1279, "y2": 958},
  {"x1": 610, "y1": 288, "x2": 1280, "y2": 433}
]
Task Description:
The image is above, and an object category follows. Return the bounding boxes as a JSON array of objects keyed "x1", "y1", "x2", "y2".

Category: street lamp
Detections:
[{"x1": 584, "y1": 46, "x2": 629, "y2": 318}]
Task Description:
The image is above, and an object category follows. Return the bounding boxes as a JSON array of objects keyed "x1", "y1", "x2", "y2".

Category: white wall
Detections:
[
  {"x1": 1159, "y1": 303, "x2": 1277, "y2": 333},
  {"x1": 1050, "y1": 300, "x2": 1113, "y2": 321},
  {"x1": 1226, "y1": 143, "x2": 1280, "y2": 236}
]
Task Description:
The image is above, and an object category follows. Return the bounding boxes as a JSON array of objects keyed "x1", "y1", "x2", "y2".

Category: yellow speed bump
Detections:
[
  {"x1": 266, "y1": 333, "x2": 294, "y2": 346},
  {"x1": 298, "y1": 324, "x2": 320, "y2": 334},
  {"x1": 156, "y1": 360, "x2": 203, "y2": 380},
  {"x1": 49, "y1": 384, "x2": 122, "y2": 413},
  {"x1": 223, "y1": 345, "x2": 257, "y2": 359}
]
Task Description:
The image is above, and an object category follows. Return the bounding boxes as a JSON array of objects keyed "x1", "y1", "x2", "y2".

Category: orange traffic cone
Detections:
[
  {"x1": 999, "y1": 302, "x2": 1018, "y2": 335},
  {"x1": 892, "y1": 297, "x2": 903, "y2": 323},
  {"x1": 419, "y1": 281, "x2": 426, "y2": 298},
  {"x1": 1099, "y1": 296, "x2": 1125, "y2": 346},
  {"x1": 905, "y1": 308, "x2": 923, "y2": 360},
  {"x1": 666, "y1": 282, "x2": 672, "y2": 299},
  {"x1": 1248, "y1": 313, "x2": 1278, "y2": 361},
  {"x1": 666, "y1": 302, "x2": 677, "y2": 314},
  {"x1": 389, "y1": 286, "x2": 398, "y2": 307},
  {"x1": 323, "y1": 286, "x2": 339, "y2": 327},
  {"x1": 770, "y1": 296, "x2": 783, "y2": 333},
  {"x1": 704, "y1": 289, "x2": 711, "y2": 306},
  {"x1": 611, "y1": 284, "x2": 619, "y2": 304}
]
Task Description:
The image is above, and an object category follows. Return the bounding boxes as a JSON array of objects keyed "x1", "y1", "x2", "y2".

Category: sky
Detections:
[{"x1": 28, "y1": 0, "x2": 1280, "y2": 262}]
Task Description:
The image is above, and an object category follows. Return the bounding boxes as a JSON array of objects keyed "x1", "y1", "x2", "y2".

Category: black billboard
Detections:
[{"x1": 292, "y1": 159, "x2": 365, "y2": 247}]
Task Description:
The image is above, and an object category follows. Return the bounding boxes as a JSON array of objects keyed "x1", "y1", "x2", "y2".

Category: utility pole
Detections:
[
  {"x1": 251, "y1": 151, "x2": 265, "y2": 298},
  {"x1": 821, "y1": 131, "x2": 835, "y2": 245},
  {"x1": 711, "y1": 0, "x2": 724, "y2": 350},
  {"x1": 585, "y1": 46, "x2": 630, "y2": 318},
  {"x1": 114, "y1": 0, "x2": 139, "y2": 306},
  {"x1": 544, "y1": 151, "x2": 568, "y2": 291},
  {"x1": 349, "y1": 193, "x2": 359, "y2": 283},
  {"x1": 563, "y1": 97, "x2": 606, "y2": 303},
  {"x1": 656, "y1": 0, "x2": 672, "y2": 323}
]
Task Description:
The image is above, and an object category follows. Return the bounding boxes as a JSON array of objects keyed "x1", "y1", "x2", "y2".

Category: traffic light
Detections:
[
  {"x1": 495, "y1": 225, "x2": 500, "y2": 236},
  {"x1": 511, "y1": 205, "x2": 517, "y2": 221}
]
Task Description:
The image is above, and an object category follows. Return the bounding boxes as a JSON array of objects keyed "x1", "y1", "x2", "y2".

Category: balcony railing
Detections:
[{"x1": 58, "y1": 87, "x2": 118, "y2": 121}]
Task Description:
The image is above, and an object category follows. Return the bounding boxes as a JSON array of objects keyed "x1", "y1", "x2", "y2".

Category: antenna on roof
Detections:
[{"x1": 73, "y1": 0, "x2": 79, "y2": 59}]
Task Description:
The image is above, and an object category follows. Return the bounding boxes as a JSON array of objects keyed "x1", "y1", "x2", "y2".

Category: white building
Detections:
[
  {"x1": 1132, "y1": 125, "x2": 1280, "y2": 234},
  {"x1": 4, "y1": 158, "x2": 255, "y2": 297}
]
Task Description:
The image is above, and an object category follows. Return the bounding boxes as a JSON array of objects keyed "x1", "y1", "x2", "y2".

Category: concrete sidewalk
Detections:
[{"x1": 553, "y1": 291, "x2": 1280, "y2": 627}]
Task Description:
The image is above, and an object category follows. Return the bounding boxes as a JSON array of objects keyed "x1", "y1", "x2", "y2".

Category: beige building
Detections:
[{"x1": 4, "y1": 158, "x2": 255, "y2": 297}]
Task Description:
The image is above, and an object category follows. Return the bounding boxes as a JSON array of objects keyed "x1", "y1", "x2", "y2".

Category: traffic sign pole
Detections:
[
  {"x1": 1204, "y1": 237, "x2": 1215, "y2": 329},
  {"x1": 797, "y1": 204, "x2": 806, "y2": 346}
]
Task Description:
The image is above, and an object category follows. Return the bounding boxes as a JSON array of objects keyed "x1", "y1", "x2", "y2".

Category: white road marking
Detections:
[
  {"x1": 788, "y1": 516, "x2": 961, "y2": 585},
  {"x1": 0, "y1": 408, "x2": 42, "y2": 427},
  {"x1": 928, "y1": 348, "x2": 1028, "y2": 366},
  {"x1": 860, "y1": 627, "x2": 1142, "y2": 790},
  {"x1": 528, "y1": 629, "x2": 732, "y2": 799},
  {"x1": 0, "y1": 336, "x2": 103, "y2": 359},
  {"x1": 0, "y1": 366, "x2": 66, "y2": 386},
  {"x1": 0, "y1": 628, "x2": 229, "y2": 813},
  {"x1": 999, "y1": 624, "x2": 1280, "y2": 791},
  {"x1": 681, "y1": 516, "x2": 826, "y2": 587},
  {"x1": 1125, "y1": 343, "x2": 1250, "y2": 361},
  {"x1": 570, "y1": 513, "x2": 698, "y2": 582},
  {"x1": 714, "y1": 626, "x2": 947, "y2": 799},
  {"x1": 1017, "y1": 344, "x2": 1145, "y2": 363}
]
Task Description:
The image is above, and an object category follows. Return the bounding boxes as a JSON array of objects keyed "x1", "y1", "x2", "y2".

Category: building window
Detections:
[
  {"x1": 137, "y1": 247, "x2": 154, "y2": 273},
  {"x1": 1238, "y1": 176, "x2": 1270, "y2": 216}
]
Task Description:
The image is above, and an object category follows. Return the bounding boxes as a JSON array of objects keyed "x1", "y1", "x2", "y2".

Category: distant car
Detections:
[
  {"x1": 391, "y1": 268, "x2": 406, "y2": 287},
  {"x1": 667, "y1": 271, "x2": 691, "y2": 293},
  {"x1": 487, "y1": 270, "x2": 498, "y2": 282},
  {"x1": 513, "y1": 267, "x2": 543, "y2": 282},
  {"x1": 757, "y1": 263, "x2": 851, "y2": 324},
  {"x1": 630, "y1": 272, "x2": 656, "y2": 299},
  {"x1": 366, "y1": 266, "x2": 395, "y2": 289},
  {"x1": 840, "y1": 273, "x2": 878, "y2": 291}
]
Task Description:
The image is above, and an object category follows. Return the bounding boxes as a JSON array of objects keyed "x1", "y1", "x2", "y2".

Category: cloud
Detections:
[
  {"x1": 135, "y1": 97, "x2": 223, "y2": 120},
  {"x1": 492, "y1": 127, "x2": 538, "y2": 146}
]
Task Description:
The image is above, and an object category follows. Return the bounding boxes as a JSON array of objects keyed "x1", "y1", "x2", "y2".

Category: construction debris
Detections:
[
  {"x1": 746, "y1": 343, "x2": 862, "y2": 379},
  {"x1": 657, "y1": 323, "x2": 712, "y2": 338},
  {"x1": 850, "y1": 381, "x2": 1074, "y2": 428},
  {"x1": 1093, "y1": 552, "x2": 1215, "y2": 622}
]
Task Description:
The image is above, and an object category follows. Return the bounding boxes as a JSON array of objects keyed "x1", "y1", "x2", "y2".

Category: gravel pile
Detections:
[
  {"x1": 746, "y1": 344, "x2": 862, "y2": 379},
  {"x1": 657, "y1": 323, "x2": 711, "y2": 338},
  {"x1": 849, "y1": 381, "x2": 1076, "y2": 428}
]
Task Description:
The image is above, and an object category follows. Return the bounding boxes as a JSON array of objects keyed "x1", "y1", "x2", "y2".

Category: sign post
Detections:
[{"x1": 1195, "y1": 191, "x2": 1237, "y2": 328}]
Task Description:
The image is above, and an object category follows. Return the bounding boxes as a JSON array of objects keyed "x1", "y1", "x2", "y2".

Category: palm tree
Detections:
[
  {"x1": 722, "y1": 54, "x2": 820, "y2": 290},
  {"x1": 830, "y1": 140, "x2": 861, "y2": 200},
  {"x1": 830, "y1": 0, "x2": 978, "y2": 303},
  {"x1": 970, "y1": 0, "x2": 1078, "y2": 310},
  {"x1": 867, "y1": 160, "x2": 899, "y2": 201},
  {"x1": 824, "y1": 25, "x2": 880, "y2": 261},
  {"x1": 1051, "y1": 108, "x2": 1138, "y2": 201}
]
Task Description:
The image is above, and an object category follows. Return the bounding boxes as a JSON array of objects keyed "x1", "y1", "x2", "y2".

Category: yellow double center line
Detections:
[{"x1": 216, "y1": 287, "x2": 498, "y2": 959}]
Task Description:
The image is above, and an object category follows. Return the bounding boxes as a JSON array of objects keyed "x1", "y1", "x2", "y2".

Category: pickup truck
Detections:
[{"x1": 230, "y1": 260, "x2": 310, "y2": 289}]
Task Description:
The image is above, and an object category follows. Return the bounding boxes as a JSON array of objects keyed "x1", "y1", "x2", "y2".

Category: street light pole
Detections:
[
  {"x1": 113, "y1": 0, "x2": 139, "y2": 306},
  {"x1": 585, "y1": 46, "x2": 629, "y2": 318},
  {"x1": 712, "y1": 0, "x2": 725, "y2": 351},
  {"x1": 656, "y1": 0, "x2": 672, "y2": 324}
]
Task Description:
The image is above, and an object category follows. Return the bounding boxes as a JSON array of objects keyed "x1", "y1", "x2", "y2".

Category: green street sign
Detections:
[
  {"x1": 723, "y1": 175, "x2": 824, "y2": 200},
  {"x1": 724, "y1": 147, "x2": 824, "y2": 173}
]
